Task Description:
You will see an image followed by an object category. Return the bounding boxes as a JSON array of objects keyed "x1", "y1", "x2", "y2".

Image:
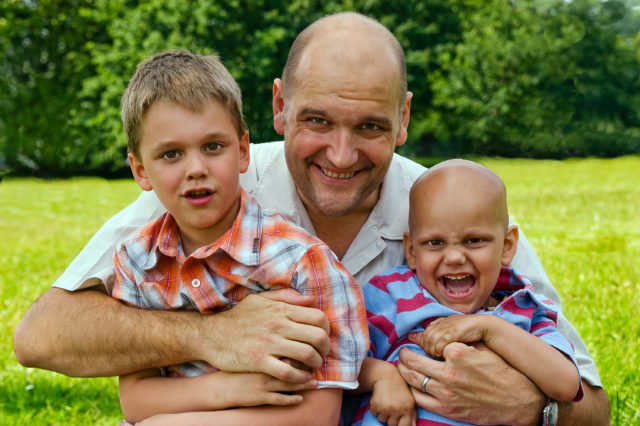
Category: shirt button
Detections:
[{"x1": 191, "y1": 279, "x2": 201, "y2": 288}]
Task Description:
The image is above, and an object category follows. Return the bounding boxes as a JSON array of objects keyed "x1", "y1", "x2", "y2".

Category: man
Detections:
[{"x1": 14, "y1": 12, "x2": 608, "y2": 425}]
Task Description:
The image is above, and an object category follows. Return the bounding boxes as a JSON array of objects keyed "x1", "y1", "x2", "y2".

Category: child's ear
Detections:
[
  {"x1": 128, "y1": 153, "x2": 153, "y2": 191},
  {"x1": 501, "y1": 225, "x2": 519, "y2": 266},
  {"x1": 238, "y1": 130, "x2": 250, "y2": 174},
  {"x1": 403, "y1": 232, "x2": 417, "y2": 270}
]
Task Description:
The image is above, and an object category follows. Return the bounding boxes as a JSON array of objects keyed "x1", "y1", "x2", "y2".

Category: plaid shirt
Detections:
[{"x1": 110, "y1": 190, "x2": 368, "y2": 389}]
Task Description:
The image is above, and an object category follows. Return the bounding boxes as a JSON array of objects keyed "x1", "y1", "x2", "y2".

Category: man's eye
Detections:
[
  {"x1": 360, "y1": 123, "x2": 382, "y2": 131},
  {"x1": 309, "y1": 117, "x2": 328, "y2": 125}
]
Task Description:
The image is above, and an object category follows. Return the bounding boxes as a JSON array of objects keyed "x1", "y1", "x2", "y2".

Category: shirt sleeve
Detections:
[
  {"x1": 509, "y1": 225, "x2": 601, "y2": 387},
  {"x1": 292, "y1": 244, "x2": 369, "y2": 390},
  {"x1": 52, "y1": 190, "x2": 165, "y2": 291}
]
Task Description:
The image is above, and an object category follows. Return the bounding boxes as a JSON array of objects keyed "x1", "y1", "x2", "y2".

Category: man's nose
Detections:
[{"x1": 325, "y1": 128, "x2": 358, "y2": 169}]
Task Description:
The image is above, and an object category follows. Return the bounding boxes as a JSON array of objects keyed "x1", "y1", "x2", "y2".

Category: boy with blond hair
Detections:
[
  {"x1": 110, "y1": 50, "x2": 368, "y2": 425},
  {"x1": 353, "y1": 160, "x2": 582, "y2": 426}
]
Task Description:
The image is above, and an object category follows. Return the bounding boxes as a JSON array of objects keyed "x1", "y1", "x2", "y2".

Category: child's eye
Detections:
[
  {"x1": 467, "y1": 238, "x2": 485, "y2": 246},
  {"x1": 161, "y1": 150, "x2": 180, "y2": 160},
  {"x1": 203, "y1": 143, "x2": 223, "y2": 152},
  {"x1": 426, "y1": 240, "x2": 443, "y2": 247}
]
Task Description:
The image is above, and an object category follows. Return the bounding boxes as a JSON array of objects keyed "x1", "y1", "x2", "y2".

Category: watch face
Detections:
[{"x1": 543, "y1": 401, "x2": 559, "y2": 426}]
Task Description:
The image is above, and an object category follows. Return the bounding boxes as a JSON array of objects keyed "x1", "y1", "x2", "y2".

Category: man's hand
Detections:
[
  {"x1": 196, "y1": 289, "x2": 331, "y2": 383},
  {"x1": 397, "y1": 344, "x2": 544, "y2": 426}
]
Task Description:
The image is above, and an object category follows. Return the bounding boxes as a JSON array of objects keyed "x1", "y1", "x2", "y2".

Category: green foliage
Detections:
[
  {"x1": 1, "y1": 1, "x2": 639, "y2": 176},
  {"x1": 3, "y1": 157, "x2": 639, "y2": 423},
  {"x1": 416, "y1": 0, "x2": 640, "y2": 158}
]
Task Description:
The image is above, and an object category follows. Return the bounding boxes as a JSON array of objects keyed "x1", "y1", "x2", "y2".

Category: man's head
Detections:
[
  {"x1": 122, "y1": 51, "x2": 250, "y2": 251},
  {"x1": 122, "y1": 50, "x2": 247, "y2": 159},
  {"x1": 403, "y1": 159, "x2": 519, "y2": 314},
  {"x1": 273, "y1": 13, "x2": 412, "y2": 218}
]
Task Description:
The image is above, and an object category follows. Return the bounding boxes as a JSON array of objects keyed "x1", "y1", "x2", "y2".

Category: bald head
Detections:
[
  {"x1": 409, "y1": 159, "x2": 510, "y2": 232},
  {"x1": 281, "y1": 12, "x2": 407, "y2": 112}
]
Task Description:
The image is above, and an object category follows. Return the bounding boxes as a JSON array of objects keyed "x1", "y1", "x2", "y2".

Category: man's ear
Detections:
[
  {"x1": 403, "y1": 232, "x2": 417, "y2": 270},
  {"x1": 128, "y1": 153, "x2": 153, "y2": 191},
  {"x1": 501, "y1": 225, "x2": 519, "y2": 266},
  {"x1": 395, "y1": 91, "x2": 412, "y2": 147},
  {"x1": 272, "y1": 78, "x2": 285, "y2": 135},
  {"x1": 238, "y1": 130, "x2": 250, "y2": 174}
]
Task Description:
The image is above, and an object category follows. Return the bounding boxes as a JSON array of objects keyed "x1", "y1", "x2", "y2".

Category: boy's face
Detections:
[
  {"x1": 403, "y1": 180, "x2": 517, "y2": 314},
  {"x1": 129, "y1": 98, "x2": 249, "y2": 248}
]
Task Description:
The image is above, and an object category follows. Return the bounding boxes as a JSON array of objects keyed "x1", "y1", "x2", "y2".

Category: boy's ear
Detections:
[
  {"x1": 403, "y1": 232, "x2": 417, "y2": 270},
  {"x1": 272, "y1": 78, "x2": 285, "y2": 135},
  {"x1": 128, "y1": 153, "x2": 153, "y2": 191},
  {"x1": 501, "y1": 225, "x2": 519, "y2": 266},
  {"x1": 238, "y1": 131, "x2": 250, "y2": 173}
]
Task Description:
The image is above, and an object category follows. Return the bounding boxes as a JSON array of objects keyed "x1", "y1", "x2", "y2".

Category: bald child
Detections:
[{"x1": 352, "y1": 159, "x2": 582, "y2": 426}]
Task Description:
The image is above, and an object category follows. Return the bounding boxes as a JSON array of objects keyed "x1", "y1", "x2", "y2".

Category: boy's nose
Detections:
[
  {"x1": 186, "y1": 155, "x2": 208, "y2": 179},
  {"x1": 444, "y1": 247, "x2": 465, "y2": 265}
]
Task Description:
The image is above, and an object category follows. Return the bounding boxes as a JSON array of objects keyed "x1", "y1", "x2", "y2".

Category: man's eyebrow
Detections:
[
  {"x1": 297, "y1": 108, "x2": 394, "y2": 127},
  {"x1": 297, "y1": 107, "x2": 327, "y2": 117}
]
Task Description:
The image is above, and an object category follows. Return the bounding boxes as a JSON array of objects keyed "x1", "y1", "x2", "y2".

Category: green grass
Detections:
[{"x1": 2, "y1": 157, "x2": 639, "y2": 424}]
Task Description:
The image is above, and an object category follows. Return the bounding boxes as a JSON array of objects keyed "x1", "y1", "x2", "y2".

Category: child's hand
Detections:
[
  {"x1": 210, "y1": 370, "x2": 317, "y2": 408},
  {"x1": 418, "y1": 315, "x2": 490, "y2": 357},
  {"x1": 370, "y1": 365, "x2": 416, "y2": 426}
]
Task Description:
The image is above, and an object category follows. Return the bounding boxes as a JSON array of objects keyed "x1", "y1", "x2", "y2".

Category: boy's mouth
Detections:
[
  {"x1": 440, "y1": 274, "x2": 475, "y2": 297},
  {"x1": 186, "y1": 189, "x2": 213, "y2": 199}
]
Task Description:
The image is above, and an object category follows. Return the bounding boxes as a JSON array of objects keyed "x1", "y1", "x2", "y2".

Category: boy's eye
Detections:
[
  {"x1": 161, "y1": 150, "x2": 180, "y2": 160},
  {"x1": 203, "y1": 142, "x2": 223, "y2": 152},
  {"x1": 467, "y1": 238, "x2": 485, "y2": 246},
  {"x1": 426, "y1": 240, "x2": 443, "y2": 247}
]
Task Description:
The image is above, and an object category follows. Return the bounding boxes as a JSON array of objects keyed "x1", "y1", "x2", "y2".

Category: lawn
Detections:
[{"x1": 1, "y1": 156, "x2": 639, "y2": 424}]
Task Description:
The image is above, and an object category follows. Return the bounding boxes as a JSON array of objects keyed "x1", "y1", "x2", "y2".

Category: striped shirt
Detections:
[
  {"x1": 110, "y1": 190, "x2": 368, "y2": 389},
  {"x1": 353, "y1": 266, "x2": 582, "y2": 426}
]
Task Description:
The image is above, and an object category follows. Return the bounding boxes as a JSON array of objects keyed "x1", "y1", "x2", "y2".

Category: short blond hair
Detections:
[{"x1": 121, "y1": 50, "x2": 247, "y2": 158}]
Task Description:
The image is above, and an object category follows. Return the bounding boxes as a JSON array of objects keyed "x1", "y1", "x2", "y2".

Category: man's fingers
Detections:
[
  {"x1": 260, "y1": 356, "x2": 314, "y2": 384},
  {"x1": 257, "y1": 288, "x2": 316, "y2": 307},
  {"x1": 397, "y1": 347, "x2": 445, "y2": 387}
]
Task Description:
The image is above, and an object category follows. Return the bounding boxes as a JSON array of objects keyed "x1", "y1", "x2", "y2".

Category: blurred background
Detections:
[{"x1": 1, "y1": 0, "x2": 639, "y2": 178}]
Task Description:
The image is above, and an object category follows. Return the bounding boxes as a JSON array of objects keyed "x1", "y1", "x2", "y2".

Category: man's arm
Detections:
[
  {"x1": 420, "y1": 315, "x2": 580, "y2": 402},
  {"x1": 13, "y1": 286, "x2": 330, "y2": 381},
  {"x1": 137, "y1": 388, "x2": 342, "y2": 426},
  {"x1": 397, "y1": 344, "x2": 609, "y2": 425}
]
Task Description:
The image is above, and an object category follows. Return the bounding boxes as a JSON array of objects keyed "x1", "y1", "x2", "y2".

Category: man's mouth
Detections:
[
  {"x1": 321, "y1": 167, "x2": 356, "y2": 179},
  {"x1": 440, "y1": 274, "x2": 475, "y2": 297}
]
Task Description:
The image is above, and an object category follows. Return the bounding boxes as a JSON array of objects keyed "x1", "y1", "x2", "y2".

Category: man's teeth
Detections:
[{"x1": 322, "y1": 167, "x2": 355, "y2": 179}]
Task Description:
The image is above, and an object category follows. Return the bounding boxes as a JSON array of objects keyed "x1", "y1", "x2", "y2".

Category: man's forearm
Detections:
[
  {"x1": 13, "y1": 287, "x2": 202, "y2": 377},
  {"x1": 558, "y1": 382, "x2": 610, "y2": 426}
]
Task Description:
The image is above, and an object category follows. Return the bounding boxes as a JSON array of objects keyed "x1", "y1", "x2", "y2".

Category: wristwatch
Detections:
[{"x1": 542, "y1": 399, "x2": 558, "y2": 426}]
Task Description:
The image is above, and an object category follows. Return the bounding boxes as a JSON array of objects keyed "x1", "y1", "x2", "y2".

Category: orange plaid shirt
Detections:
[{"x1": 111, "y1": 190, "x2": 368, "y2": 388}]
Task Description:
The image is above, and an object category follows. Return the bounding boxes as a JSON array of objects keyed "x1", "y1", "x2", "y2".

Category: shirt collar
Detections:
[{"x1": 151, "y1": 189, "x2": 262, "y2": 268}]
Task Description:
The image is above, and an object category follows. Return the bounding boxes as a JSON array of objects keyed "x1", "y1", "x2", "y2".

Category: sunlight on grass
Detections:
[{"x1": 2, "y1": 157, "x2": 639, "y2": 424}]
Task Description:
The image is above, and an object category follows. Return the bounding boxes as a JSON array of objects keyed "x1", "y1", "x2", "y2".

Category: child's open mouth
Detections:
[{"x1": 440, "y1": 274, "x2": 475, "y2": 298}]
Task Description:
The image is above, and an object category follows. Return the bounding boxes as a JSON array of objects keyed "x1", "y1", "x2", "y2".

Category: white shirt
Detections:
[{"x1": 53, "y1": 141, "x2": 601, "y2": 386}]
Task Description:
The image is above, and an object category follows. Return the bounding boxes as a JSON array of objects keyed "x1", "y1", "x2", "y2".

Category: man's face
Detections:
[
  {"x1": 129, "y1": 98, "x2": 249, "y2": 249},
  {"x1": 274, "y1": 39, "x2": 410, "y2": 218}
]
